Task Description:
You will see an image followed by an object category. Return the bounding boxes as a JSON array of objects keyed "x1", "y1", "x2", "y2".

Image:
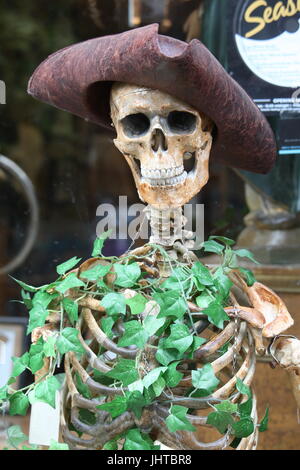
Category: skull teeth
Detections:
[
  {"x1": 142, "y1": 171, "x2": 187, "y2": 187},
  {"x1": 141, "y1": 165, "x2": 184, "y2": 179}
]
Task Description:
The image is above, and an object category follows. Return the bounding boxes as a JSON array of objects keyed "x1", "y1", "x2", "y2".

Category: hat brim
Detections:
[{"x1": 28, "y1": 24, "x2": 276, "y2": 174}]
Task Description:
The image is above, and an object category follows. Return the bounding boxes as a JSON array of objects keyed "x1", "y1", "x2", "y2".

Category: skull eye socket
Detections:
[
  {"x1": 167, "y1": 111, "x2": 197, "y2": 133},
  {"x1": 121, "y1": 113, "x2": 150, "y2": 137}
]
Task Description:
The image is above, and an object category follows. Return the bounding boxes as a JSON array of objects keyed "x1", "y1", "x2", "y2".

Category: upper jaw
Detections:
[
  {"x1": 128, "y1": 153, "x2": 199, "y2": 189},
  {"x1": 140, "y1": 165, "x2": 187, "y2": 187}
]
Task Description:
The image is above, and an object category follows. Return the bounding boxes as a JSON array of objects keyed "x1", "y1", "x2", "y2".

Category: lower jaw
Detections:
[{"x1": 137, "y1": 178, "x2": 194, "y2": 209}]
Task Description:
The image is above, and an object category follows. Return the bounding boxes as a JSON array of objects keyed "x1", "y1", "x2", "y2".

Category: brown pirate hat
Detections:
[{"x1": 28, "y1": 24, "x2": 276, "y2": 173}]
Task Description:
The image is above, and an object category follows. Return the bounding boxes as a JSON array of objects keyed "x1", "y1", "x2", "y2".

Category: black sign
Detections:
[{"x1": 227, "y1": 0, "x2": 300, "y2": 154}]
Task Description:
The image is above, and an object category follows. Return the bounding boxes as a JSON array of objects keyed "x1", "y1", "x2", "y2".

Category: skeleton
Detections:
[{"x1": 33, "y1": 83, "x2": 300, "y2": 450}]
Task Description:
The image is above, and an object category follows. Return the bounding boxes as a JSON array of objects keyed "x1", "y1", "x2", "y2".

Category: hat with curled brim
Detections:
[{"x1": 27, "y1": 24, "x2": 276, "y2": 174}]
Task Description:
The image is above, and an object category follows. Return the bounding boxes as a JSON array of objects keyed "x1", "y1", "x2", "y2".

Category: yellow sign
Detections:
[{"x1": 244, "y1": 0, "x2": 300, "y2": 38}]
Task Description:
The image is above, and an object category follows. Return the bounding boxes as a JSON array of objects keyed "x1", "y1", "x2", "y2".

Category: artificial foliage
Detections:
[{"x1": 0, "y1": 233, "x2": 269, "y2": 450}]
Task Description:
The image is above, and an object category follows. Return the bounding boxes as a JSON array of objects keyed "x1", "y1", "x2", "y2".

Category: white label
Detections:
[
  {"x1": 235, "y1": 19, "x2": 300, "y2": 88},
  {"x1": 29, "y1": 391, "x2": 60, "y2": 446}
]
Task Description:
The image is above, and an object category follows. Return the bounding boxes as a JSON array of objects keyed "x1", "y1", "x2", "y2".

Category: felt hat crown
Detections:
[{"x1": 28, "y1": 24, "x2": 276, "y2": 174}]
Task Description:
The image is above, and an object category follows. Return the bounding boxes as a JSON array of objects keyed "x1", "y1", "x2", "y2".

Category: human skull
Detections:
[{"x1": 110, "y1": 83, "x2": 213, "y2": 209}]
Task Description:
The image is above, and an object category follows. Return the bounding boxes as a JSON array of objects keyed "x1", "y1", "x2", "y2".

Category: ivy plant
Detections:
[{"x1": 0, "y1": 234, "x2": 269, "y2": 450}]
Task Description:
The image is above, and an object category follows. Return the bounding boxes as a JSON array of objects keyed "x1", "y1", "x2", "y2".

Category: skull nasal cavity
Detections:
[{"x1": 151, "y1": 128, "x2": 168, "y2": 152}]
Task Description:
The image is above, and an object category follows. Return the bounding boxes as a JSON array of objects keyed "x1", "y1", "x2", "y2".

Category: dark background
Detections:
[{"x1": 0, "y1": 0, "x2": 246, "y2": 319}]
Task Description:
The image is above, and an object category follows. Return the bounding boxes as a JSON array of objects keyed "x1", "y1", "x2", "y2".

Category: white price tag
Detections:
[{"x1": 29, "y1": 391, "x2": 60, "y2": 446}]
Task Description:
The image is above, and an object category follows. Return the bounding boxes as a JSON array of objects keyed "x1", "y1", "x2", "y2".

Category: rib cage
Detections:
[{"x1": 60, "y1": 247, "x2": 259, "y2": 451}]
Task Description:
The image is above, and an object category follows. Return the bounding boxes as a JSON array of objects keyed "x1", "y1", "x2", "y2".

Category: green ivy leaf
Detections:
[
  {"x1": 236, "y1": 378, "x2": 252, "y2": 398},
  {"x1": 0, "y1": 385, "x2": 8, "y2": 401},
  {"x1": 123, "y1": 428, "x2": 154, "y2": 450},
  {"x1": 126, "y1": 391, "x2": 148, "y2": 419},
  {"x1": 54, "y1": 373, "x2": 66, "y2": 388},
  {"x1": 153, "y1": 291, "x2": 187, "y2": 319},
  {"x1": 27, "y1": 304, "x2": 49, "y2": 334},
  {"x1": 203, "y1": 301, "x2": 229, "y2": 329},
  {"x1": 164, "y1": 323, "x2": 193, "y2": 355},
  {"x1": 234, "y1": 249, "x2": 259, "y2": 265},
  {"x1": 213, "y1": 268, "x2": 233, "y2": 300},
  {"x1": 57, "y1": 328, "x2": 85, "y2": 355},
  {"x1": 27, "y1": 390, "x2": 38, "y2": 406},
  {"x1": 218, "y1": 342, "x2": 230, "y2": 355},
  {"x1": 155, "y1": 339, "x2": 182, "y2": 366},
  {"x1": 80, "y1": 263, "x2": 111, "y2": 281},
  {"x1": 33, "y1": 290, "x2": 56, "y2": 308},
  {"x1": 201, "y1": 240, "x2": 224, "y2": 255},
  {"x1": 127, "y1": 379, "x2": 144, "y2": 394},
  {"x1": 232, "y1": 417, "x2": 254, "y2": 438},
  {"x1": 141, "y1": 434, "x2": 160, "y2": 450},
  {"x1": 106, "y1": 358, "x2": 139, "y2": 386},
  {"x1": 56, "y1": 256, "x2": 82, "y2": 276},
  {"x1": 43, "y1": 335, "x2": 57, "y2": 358},
  {"x1": 55, "y1": 273, "x2": 85, "y2": 294},
  {"x1": 114, "y1": 263, "x2": 141, "y2": 288},
  {"x1": 126, "y1": 293, "x2": 147, "y2": 315},
  {"x1": 163, "y1": 361, "x2": 183, "y2": 388},
  {"x1": 93, "y1": 369, "x2": 115, "y2": 386},
  {"x1": 63, "y1": 298, "x2": 79, "y2": 325},
  {"x1": 103, "y1": 440, "x2": 118, "y2": 450},
  {"x1": 9, "y1": 392, "x2": 30, "y2": 416},
  {"x1": 10, "y1": 277, "x2": 39, "y2": 293},
  {"x1": 166, "y1": 405, "x2": 196, "y2": 432},
  {"x1": 118, "y1": 320, "x2": 149, "y2": 349},
  {"x1": 238, "y1": 398, "x2": 253, "y2": 418},
  {"x1": 215, "y1": 400, "x2": 238, "y2": 413},
  {"x1": 223, "y1": 247, "x2": 238, "y2": 270},
  {"x1": 142, "y1": 367, "x2": 167, "y2": 389},
  {"x1": 97, "y1": 396, "x2": 128, "y2": 418},
  {"x1": 79, "y1": 409, "x2": 97, "y2": 425},
  {"x1": 22, "y1": 444, "x2": 39, "y2": 450},
  {"x1": 236, "y1": 379, "x2": 253, "y2": 419},
  {"x1": 207, "y1": 411, "x2": 234, "y2": 434},
  {"x1": 230, "y1": 437, "x2": 242, "y2": 449},
  {"x1": 209, "y1": 236, "x2": 235, "y2": 246},
  {"x1": 143, "y1": 305, "x2": 166, "y2": 336},
  {"x1": 238, "y1": 267, "x2": 256, "y2": 287},
  {"x1": 192, "y1": 261, "x2": 214, "y2": 286},
  {"x1": 21, "y1": 289, "x2": 32, "y2": 309},
  {"x1": 101, "y1": 316, "x2": 115, "y2": 339},
  {"x1": 151, "y1": 376, "x2": 166, "y2": 397},
  {"x1": 29, "y1": 338, "x2": 45, "y2": 374},
  {"x1": 11, "y1": 353, "x2": 29, "y2": 377},
  {"x1": 7, "y1": 425, "x2": 28, "y2": 449},
  {"x1": 259, "y1": 406, "x2": 269, "y2": 432},
  {"x1": 101, "y1": 292, "x2": 126, "y2": 316},
  {"x1": 196, "y1": 292, "x2": 213, "y2": 309},
  {"x1": 97, "y1": 278, "x2": 108, "y2": 289},
  {"x1": 142, "y1": 385, "x2": 156, "y2": 404},
  {"x1": 49, "y1": 440, "x2": 69, "y2": 450},
  {"x1": 26, "y1": 290, "x2": 57, "y2": 334},
  {"x1": 92, "y1": 231, "x2": 111, "y2": 257},
  {"x1": 7, "y1": 377, "x2": 16, "y2": 385},
  {"x1": 34, "y1": 376, "x2": 61, "y2": 408},
  {"x1": 192, "y1": 363, "x2": 220, "y2": 397},
  {"x1": 191, "y1": 336, "x2": 207, "y2": 352},
  {"x1": 161, "y1": 268, "x2": 191, "y2": 292},
  {"x1": 75, "y1": 373, "x2": 92, "y2": 399}
]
